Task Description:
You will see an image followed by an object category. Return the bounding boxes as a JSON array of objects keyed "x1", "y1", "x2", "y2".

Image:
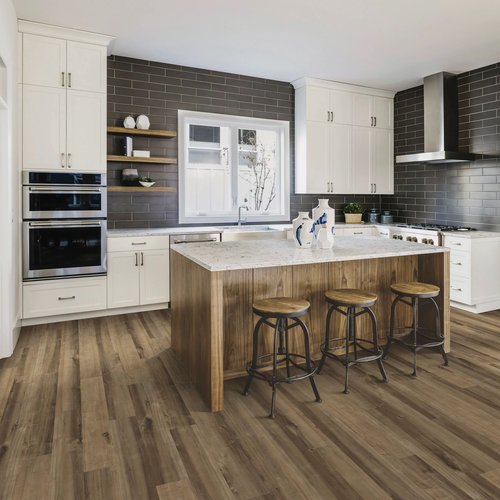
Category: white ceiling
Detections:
[{"x1": 13, "y1": 0, "x2": 500, "y2": 91}]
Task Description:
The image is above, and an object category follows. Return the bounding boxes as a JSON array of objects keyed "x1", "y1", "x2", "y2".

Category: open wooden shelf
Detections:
[
  {"x1": 107, "y1": 155, "x2": 177, "y2": 164},
  {"x1": 108, "y1": 186, "x2": 177, "y2": 193},
  {"x1": 107, "y1": 126, "x2": 177, "y2": 138}
]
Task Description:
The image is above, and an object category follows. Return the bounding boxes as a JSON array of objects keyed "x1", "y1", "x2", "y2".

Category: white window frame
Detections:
[{"x1": 178, "y1": 109, "x2": 290, "y2": 224}]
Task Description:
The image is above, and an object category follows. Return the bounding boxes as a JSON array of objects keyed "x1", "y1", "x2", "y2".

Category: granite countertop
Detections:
[{"x1": 171, "y1": 236, "x2": 448, "y2": 272}]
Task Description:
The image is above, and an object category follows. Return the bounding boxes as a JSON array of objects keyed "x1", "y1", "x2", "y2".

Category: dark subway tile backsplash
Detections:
[{"x1": 382, "y1": 63, "x2": 500, "y2": 231}]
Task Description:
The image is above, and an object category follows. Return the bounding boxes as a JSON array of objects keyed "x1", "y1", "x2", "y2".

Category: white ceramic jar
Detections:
[
  {"x1": 292, "y1": 212, "x2": 315, "y2": 248},
  {"x1": 312, "y1": 199, "x2": 335, "y2": 238}
]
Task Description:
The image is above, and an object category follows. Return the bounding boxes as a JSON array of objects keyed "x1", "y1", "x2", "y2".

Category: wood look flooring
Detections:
[{"x1": 0, "y1": 308, "x2": 500, "y2": 499}]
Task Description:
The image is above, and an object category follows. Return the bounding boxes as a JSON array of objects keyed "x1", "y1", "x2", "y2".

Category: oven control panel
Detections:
[{"x1": 391, "y1": 232, "x2": 438, "y2": 245}]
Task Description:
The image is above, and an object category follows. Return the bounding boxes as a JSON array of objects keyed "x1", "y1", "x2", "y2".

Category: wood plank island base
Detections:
[{"x1": 171, "y1": 237, "x2": 450, "y2": 412}]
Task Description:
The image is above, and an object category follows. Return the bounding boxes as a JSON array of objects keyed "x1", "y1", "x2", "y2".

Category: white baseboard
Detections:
[
  {"x1": 451, "y1": 300, "x2": 500, "y2": 314},
  {"x1": 21, "y1": 302, "x2": 169, "y2": 326}
]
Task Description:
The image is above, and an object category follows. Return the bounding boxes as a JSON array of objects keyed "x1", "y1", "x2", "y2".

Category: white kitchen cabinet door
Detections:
[
  {"x1": 331, "y1": 91, "x2": 352, "y2": 125},
  {"x1": 107, "y1": 252, "x2": 140, "y2": 309},
  {"x1": 22, "y1": 34, "x2": 66, "y2": 88},
  {"x1": 303, "y1": 121, "x2": 330, "y2": 193},
  {"x1": 67, "y1": 90, "x2": 106, "y2": 171},
  {"x1": 372, "y1": 97, "x2": 393, "y2": 129},
  {"x1": 139, "y1": 249, "x2": 170, "y2": 305},
  {"x1": 67, "y1": 41, "x2": 107, "y2": 93},
  {"x1": 371, "y1": 128, "x2": 393, "y2": 194},
  {"x1": 330, "y1": 124, "x2": 351, "y2": 193},
  {"x1": 352, "y1": 93, "x2": 372, "y2": 127},
  {"x1": 352, "y1": 126, "x2": 371, "y2": 193},
  {"x1": 305, "y1": 86, "x2": 330, "y2": 123},
  {"x1": 23, "y1": 85, "x2": 66, "y2": 170}
]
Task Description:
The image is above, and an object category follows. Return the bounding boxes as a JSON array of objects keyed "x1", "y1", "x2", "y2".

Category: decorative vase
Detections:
[
  {"x1": 292, "y1": 212, "x2": 315, "y2": 249},
  {"x1": 312, "y1": 198, "x2": 335, "y2": 238},
  {"x1": 317, "y1": 227, "x2": 333, "y2": 249},
  {"x1": 136, "y1": 114, "x2": 151, "y2": 130},
  {"x1": 345, "y1": 213, "x2": 363, "y2": 224},
  {"x1": 123, "y1": 115, "x2": 135, "y2": 129}
]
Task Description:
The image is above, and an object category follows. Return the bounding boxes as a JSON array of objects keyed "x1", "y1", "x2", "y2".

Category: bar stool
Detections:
[
  {"x1": 383, "y1": 282, "x2": 448, "y2": 376},
  {"x1": 242, "y1": 297, "x2": 321, "y2": 418},
  {"x1": 317, "y1": 289, "x2": 387, "y2": 394}
]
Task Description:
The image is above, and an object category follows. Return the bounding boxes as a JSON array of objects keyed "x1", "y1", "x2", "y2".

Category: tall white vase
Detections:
[
  {"x1": 292, "y1": 212, "x2": 315, "y2": 248},
  {"x1": 312, "y1": 198, "x2": 336, "y2": 238}
]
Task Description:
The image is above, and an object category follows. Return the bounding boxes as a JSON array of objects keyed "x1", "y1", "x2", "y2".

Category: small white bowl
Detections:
[{"x1": 139, "y1": 181, "x2": 156, "y2": 188}]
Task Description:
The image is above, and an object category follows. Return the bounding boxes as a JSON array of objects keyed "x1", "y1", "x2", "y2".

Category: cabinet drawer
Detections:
[
  {"x1": 23, "y1": 277, "x2": 106, "y2": 319},
  {"x1": 342, "y1": 227, "x2": 375, "y2": 236},
  {"x1": 444, "y1": 236, "x2": 471, "y2": 252},
  {"x1": 107, "y1": 235, "x2": 170, "y2": 252},
  {"x1": 449, "y1": 250, "x2": 471, "y2": 278},
  {"x1": 450, "y1": 276, "x2": 472, "y2": 305}
]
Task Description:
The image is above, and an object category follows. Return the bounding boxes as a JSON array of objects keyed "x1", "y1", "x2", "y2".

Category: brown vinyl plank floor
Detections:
[{"x1": 0, "y1": 308, "x2": 499, "y2": 499}]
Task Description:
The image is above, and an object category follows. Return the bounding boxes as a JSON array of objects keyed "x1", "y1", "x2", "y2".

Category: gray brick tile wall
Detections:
[
  {"x1": 107, "y1": 55, "x2": 380, "y2": 229},
  {"x1": 382, "y1": 63, "x2": 500, "y2": 231}
]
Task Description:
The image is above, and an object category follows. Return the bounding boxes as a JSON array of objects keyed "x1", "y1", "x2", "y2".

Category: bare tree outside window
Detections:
[{"x1": 238, "y1": 129, "x2": 277, "y2": 212}]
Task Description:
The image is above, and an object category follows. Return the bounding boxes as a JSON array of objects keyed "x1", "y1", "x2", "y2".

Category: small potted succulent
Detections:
[{"x1": 343, "y1": 202, "x2": 363, "y2": 224}]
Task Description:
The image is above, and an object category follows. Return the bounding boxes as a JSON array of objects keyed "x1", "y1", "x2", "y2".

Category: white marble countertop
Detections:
[
  {"x1": 441, "y1": 230, "x2": 500, "y2": 239},
  {"x1": 171, "y1": 236, "x2": 448, "y2": 272}
]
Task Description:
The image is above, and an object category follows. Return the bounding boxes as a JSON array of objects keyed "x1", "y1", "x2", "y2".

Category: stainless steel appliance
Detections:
[
  {"x1": 23, "y1": 171, "x2": 107, "y2": 280},
  {"x1": 169, "y1": 232, "x2": 222, "y2": 247},
  {"x1": 23, "y1": 171, "x2": 106, "y2": 219},
  {"x1": 390, "y1": 223, "x2": 476, "y2": 246},
  {"x1": 380, "y1": 211, "x2": 393, "y2": 224}
]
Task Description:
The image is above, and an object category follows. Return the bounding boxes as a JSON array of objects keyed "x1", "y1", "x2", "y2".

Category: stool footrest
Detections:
[
  {"x1": 321, "y1": 346, "x2": 384, "y2": 367},
  {"x1": 246, "y1": 353, "x2": 317, "y2": 385}
]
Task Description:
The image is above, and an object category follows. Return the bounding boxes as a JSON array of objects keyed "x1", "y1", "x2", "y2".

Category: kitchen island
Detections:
[{"x1": 171, "y1": 237, "x2": 450, "y2": 412}]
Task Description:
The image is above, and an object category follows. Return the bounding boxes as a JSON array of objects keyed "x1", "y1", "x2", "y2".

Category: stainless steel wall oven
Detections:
[{"x1": 22, "y1": 172, "x2": 107, "y2": 280}]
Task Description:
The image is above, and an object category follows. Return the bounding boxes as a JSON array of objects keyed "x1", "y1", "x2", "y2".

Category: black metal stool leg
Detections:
[
  {"x1": 243, "y1": 317, "x2": 265, "y2": 395},
  {"x1": 344, "y1": 307, "x2": 351, "y2": 394},
  {"x1": 270, "y1": 318, "x2": 280, "y2": 418},
  {"x1": 318, "y1": 305, "x2": 334, "y2": 374},
  {"x1": 284, "y1": 318, "x2": 291, "y2": 379},
  {"x1": 383, "y1": 295, "x2": 399, "y2": 360},
  {"x1": 430, "y1": 297, "x2": 449, "y2": 366},
  {"x1": 411, "y1": 298, "x2": 418, "y2": 377},
  {"x1": 298, "y1": 318, "x2": 322, "y2": 403},
  {"x1": 366, "y1": 306, "x2": 387, "y2": 382}
]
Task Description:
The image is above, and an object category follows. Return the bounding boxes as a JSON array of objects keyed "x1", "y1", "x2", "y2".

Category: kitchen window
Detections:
[{"x1": 178, "y1": 110, "x2": 290, "y2": 224}]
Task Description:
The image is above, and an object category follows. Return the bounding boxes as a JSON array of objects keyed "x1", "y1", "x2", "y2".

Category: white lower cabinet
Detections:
[
  {"x1": 107, "y1": 248, "x2": 170, "y2": 309},
  {"x1": 336, "y1": 227, "x2": 377, "y2": 236},
  {"x1": 443, "y1": 234, "x2": 500, "y2": 313},
  {"x1": 23, "y1": 276, "x2": 106, "y2": 319}
]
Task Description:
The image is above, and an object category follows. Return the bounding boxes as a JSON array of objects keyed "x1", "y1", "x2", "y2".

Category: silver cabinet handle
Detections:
[
  {"x1": 61, "y1": 72, "x2": 65, "y2": 87},
  {"x1": 172, "y1": 238, "x2": 218, "y2": 244},
  {"x1": 141, "y1": 252, "x2": 144, "y2": 266},
  {"x1": 61, "y1": 153, "x2": 65, "y2": 168},
  {"x1": 327, "y1": 181, "x2": 329, "y2": 192},
  {"x1": 452, "y1": 262, "x2": 463, "y2": 266},
  {"x1": 353, "y1": 232, "x2": 363, "y2": 235},
  {"x1": 67, "y1": 153, "x2": 72, "y2": 168},
  {"x1": 374, "y1": 116, "x2": 377, "y2": 127},
  {"x1": 451, "y1": 242, "x2": 462, "y2": 246},
  {"x1": 451, "y1": 287, "x2": 462, "y2": 291},
  {"x1": 131, "y1": 242, "x2": 147, "y2": 246},
  {"x1": 330, "y1": 110, "x2": 333, "y2": 122},
  {"x1": 374, "y1": 183, "x2": 376, "y2": 193},
  {"x1": 370, "y1": 183, "x2": 373, "y2": 193},
  {"x1": 327, "y1": 111, "x2": 330, "y2": 122},
  {"x1": 68, "y1": 73, "x2": 72, "y2": 88},
  {"x1": 135, "y1": 252, "x2": 138, "y2": 267},
  {"x1": 370, "y1": 116, "x2": 373, "y2": 126},
  {"x1": 58, "y1": 295, "x2": 75, "y2": 301}
]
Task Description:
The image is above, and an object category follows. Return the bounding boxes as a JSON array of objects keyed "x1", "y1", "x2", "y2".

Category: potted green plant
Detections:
[
  {"x1": 138, "y1": 176, "x2": 156, "y2": 188},
  {"x1": 343, "y1": 202, "x2": 363, "y2": 224}
]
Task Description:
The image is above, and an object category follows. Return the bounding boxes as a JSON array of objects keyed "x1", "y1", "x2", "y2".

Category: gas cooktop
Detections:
[{"x1": 396, "y1": 223, "x2": 477, "y2": 232}]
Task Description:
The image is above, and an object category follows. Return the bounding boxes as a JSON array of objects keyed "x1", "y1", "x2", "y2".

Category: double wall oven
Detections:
[{"x1": 23, "y1": 172, "x2": 107, "y2": 280}]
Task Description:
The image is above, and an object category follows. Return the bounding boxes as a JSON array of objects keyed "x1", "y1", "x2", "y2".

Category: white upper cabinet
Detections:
[
  {"x1": 22, "y1": 34, "x2": 66, "y2": 88},
  {"x1": 67, "y1": 41, "x2": 107, "y2": 93},
  {"x1": 293, "y1": 77, "x2": 395, "y2": 195},
  {"x1": 305, "y1": 86, "x2": 352, "y2": 124},
  {"x1": 19, "y1": 21, "x2": 113, "y2": 172}
]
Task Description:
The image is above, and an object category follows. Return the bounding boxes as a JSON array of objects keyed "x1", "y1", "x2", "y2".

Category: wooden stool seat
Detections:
[
  {"x1": 325, "y1": 289, "x2": 377, "y2": 307},
  {"x1": 252, "y1": 297, "x2": 310, "y2": 317},
  {"x1": 390, "y1": 282, "x2": 439, "y2": 299}
]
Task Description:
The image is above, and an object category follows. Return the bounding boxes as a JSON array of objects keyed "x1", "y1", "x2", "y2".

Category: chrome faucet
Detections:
[{"x1": 238, "y1": 199, "x2": 249, "y2": 227}]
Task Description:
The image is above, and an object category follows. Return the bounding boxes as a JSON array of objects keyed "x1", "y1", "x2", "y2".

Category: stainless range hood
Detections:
[{"x1": 396, "y1": 72, "x2": 476, "y2": 164}]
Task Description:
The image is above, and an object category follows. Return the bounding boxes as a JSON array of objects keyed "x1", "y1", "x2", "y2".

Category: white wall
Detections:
[{"x1": 0, "y1": 0, "x2": 20, "y2": 358}]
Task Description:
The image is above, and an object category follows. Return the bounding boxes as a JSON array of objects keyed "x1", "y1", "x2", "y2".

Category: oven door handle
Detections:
[
  {"x1": 28, "y1": 187, "x2": 105, "y2": 193},
  {"x1": 27, "y1": 221, "x2": 104, "y2": 228}
]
